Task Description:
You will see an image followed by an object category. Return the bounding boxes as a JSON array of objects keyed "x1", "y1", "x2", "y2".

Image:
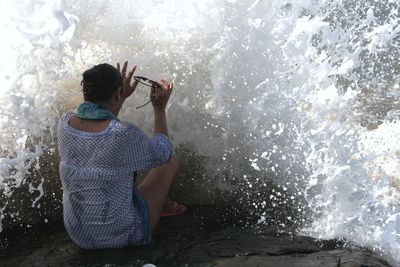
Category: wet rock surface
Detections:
[{"x1": 0, "y1": 205, "x2": 392, "y2": 267}]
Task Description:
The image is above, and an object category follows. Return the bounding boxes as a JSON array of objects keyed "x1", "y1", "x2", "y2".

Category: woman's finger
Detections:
[
  {"x1": 160, "y1": 79, "x2": 169, "y2": 90},
  {"x1": 126, "y1": 64, "x2": 136, "y2": 84},
  {"x1": 161, "y1": 79, "x2": 172, "y2": 95},
  {"x1": 122, "y1": 61, "x2": 128, "y2": 76},
  {"x1": 132, "y1": 79, "x2": 139, "y2": 92},
  {"x1": 117, "y1": 62, "x2": 120, "y2": 71},
  {"x1": 131, "y1": 64, "x2": 137, "y2": 74}
]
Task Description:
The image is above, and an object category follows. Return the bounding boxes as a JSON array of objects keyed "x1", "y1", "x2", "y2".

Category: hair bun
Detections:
[
  {"x1": 81, "y1": 63, "x2": 122, "y2": 102},
  {"x1": 83, "y1": 68, "x2": 101, "y2": 83}
]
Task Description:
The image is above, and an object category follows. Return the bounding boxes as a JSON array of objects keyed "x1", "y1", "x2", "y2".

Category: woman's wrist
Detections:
[
  {"x1": 153, "y1": 108, "x2": 168, "y2": 136},
  {"x1": 153, "y1": 106, "x2": 166, "y2": 114}
]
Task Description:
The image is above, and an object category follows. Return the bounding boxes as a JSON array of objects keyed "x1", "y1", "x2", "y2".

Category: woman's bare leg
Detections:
[{"x1": 138, "y1": 156, "x2": 179, "y2": 228}]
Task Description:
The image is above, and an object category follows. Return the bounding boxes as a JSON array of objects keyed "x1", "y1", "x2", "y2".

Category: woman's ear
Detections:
[{"x1": 116, "y1": 86, "x2": 123, "y2": 102}]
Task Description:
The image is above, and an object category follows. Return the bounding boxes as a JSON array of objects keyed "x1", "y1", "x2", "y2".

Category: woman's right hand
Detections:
[{"x1": 151, "y1": 79, "x2": 173, "y2": 111}]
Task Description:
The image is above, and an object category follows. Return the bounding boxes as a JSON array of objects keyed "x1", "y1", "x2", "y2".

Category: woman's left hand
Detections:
[{"x1": 117, "y1": 61, "x2": 139, "y2": 99}]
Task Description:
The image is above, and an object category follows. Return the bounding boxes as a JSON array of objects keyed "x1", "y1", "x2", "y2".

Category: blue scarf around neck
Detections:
[{"x1": 77, "y1": 102, "x2": 119, "y2": 121}]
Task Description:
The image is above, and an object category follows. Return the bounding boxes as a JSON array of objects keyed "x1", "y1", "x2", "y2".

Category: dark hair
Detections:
[{"x1": 81, "y1": 63, "x2": 122, "y2": 102}]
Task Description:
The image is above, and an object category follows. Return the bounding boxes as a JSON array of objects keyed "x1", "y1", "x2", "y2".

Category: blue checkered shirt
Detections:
[{"x1": 57, "y1": 112, "x2": 174, "y2": 249}]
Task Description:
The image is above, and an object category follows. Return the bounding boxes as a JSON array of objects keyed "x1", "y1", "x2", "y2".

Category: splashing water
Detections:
[{"x1": 0, "y1": 0, "x2": 399, "y2": 264}]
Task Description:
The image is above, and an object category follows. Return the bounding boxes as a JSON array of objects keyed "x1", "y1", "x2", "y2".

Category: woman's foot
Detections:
[{"x1": 160, "y1": 199, "x2": 187, "y2": 218}]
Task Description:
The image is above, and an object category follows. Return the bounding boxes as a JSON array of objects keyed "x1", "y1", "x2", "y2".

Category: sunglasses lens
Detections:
[{"x1": 134, "y1": 76, "x2": 152, "y2": 87}]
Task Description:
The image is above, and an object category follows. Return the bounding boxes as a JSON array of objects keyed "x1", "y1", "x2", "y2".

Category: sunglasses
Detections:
[{"x1": 133, "y1": 76, "x2": 162, "y2": 109}]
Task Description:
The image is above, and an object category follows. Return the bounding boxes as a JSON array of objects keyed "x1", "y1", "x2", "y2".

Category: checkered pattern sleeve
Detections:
[{"x1": 122, "y1": 122, "x2": 174, "y2": 171}]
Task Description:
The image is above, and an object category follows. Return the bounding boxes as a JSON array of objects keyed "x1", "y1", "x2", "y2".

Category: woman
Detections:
[{"x1": 57, "y1": 61, "x2": 185, "y2": 249}]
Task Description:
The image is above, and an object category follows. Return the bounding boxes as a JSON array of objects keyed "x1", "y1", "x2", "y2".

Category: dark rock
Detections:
[{"x1": 0, "y1": 205, "x2": 392, "y2": 267}]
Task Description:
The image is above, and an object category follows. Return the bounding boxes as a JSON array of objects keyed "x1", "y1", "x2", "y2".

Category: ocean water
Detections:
[{"x1": 0, "y1": 0, "x2": 399, "y2": 264}]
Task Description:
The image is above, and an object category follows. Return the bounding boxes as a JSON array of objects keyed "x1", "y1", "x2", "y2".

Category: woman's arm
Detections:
[
  {"x1": 125, "y1": 79, "x2": 174, "y2": 171},
  {"x1": 152, "y1": 79, "x2": 173, "y2": 137},
  {"x1": 154, "y1": 109, "x2": 168, "y2": 137},
  {"x1": 125, "y1": 123, "x2": 174, "y2": 171}
]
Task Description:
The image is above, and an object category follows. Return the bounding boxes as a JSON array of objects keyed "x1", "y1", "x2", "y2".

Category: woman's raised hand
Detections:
[
  {"x1": 117, "y1": 61, "x2": 139, "y2": 99},
  {"x1": 151, "y1": 79, "x2": 173, "y2": 111}
]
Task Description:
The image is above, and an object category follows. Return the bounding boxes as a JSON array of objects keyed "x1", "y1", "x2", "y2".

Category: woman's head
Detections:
[{"x1": 81, "y1": 63, "x2": 122, "y2": 102}]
